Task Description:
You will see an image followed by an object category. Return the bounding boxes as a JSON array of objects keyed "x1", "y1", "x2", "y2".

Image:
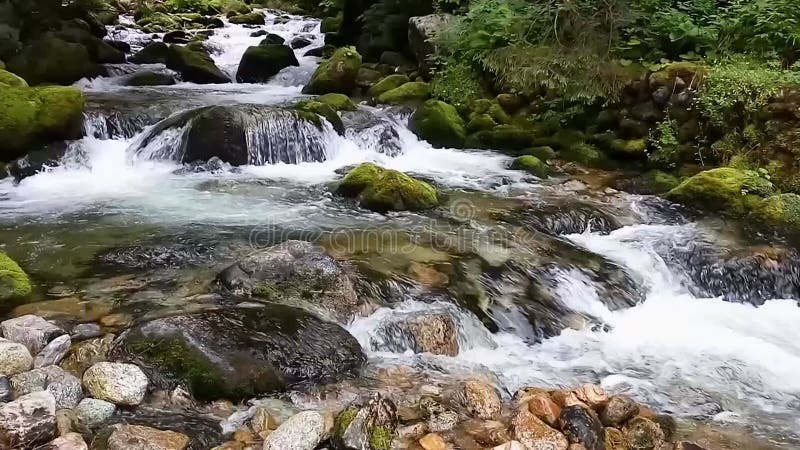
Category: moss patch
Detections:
[
  {"x1": 294, "y1": 100, "x2": 344, "y2": 135},
  {"x1": 228, "y1": 11, "x2": 265, "y2": 25},
  {"x1": 337, "y1": 163, "x2": 439, "y2": 212},
  {"x1": 560, "y1": 143, "x2": 605, "y2": 168},
  {"x1": 410, "y1": 99, "x2": 466, "y2": 149},
  {"x1": 333, "y1": 407, "x2": 359, "y2": 439},
  {"x1": 666, "y1": 167, "x2": 775, "y2": 216},
  {"x1": 368, "y1": 74, "x2": 410, "y2": 98},
  {"x1": 751, "y1": 194, "x2": 800, "y2": 228},
  {"x1": 368, "y1": 425, "x2": 394, "y2": 450},
  {"x1": 0, "y1": 252, "x2": 31, "y2": 302},
  {"x1": 317, "y1": 93, "x2": 357, "y2": 111},
  {"x1": 303, "y1": 47, "x2": 362, "y2": 95},
  {"x1": 511, "y1": 155, "x2": 548, "y2": 178},
  {"x1": 376, "y1": 82, "x2": 431, "y2": 104},
  {"x1": 523, "y1": 146, "x2": 556, "y2": 161}
]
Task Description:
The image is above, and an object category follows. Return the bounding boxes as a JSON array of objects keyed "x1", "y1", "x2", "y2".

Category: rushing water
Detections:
[{"x1": 2, "y1": 11, "x2": 799, "y2": 448}]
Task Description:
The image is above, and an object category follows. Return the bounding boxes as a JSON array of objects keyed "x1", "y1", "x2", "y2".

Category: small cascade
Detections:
[{"x1": 83, "y1": 110, "x2": 155, "y2": 140}]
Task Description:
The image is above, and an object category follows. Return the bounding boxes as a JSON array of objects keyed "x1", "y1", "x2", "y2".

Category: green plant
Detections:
[
  {"x1": 719, "y1": 0, "x2": 800, "y2": 66},
  {"x1": 648, "y1": 118, "x2": 680, "y2": 168},
  {"x1": 431, "y1": 59, "x2": 485, "y2": 106}
]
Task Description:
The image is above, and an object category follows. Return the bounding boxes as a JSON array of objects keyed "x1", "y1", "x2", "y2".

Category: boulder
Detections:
[
  {"x1": 236, "y1": 44, "x2": 299, "y2": 83},
  {"x1": 302, "y1": 46, "x2": 362, "y2": 95},
  {"x1": 0, "y1": 252, "x2": 31, "y2": 303},
  {"x1": 666, "y1": 168, "x2": 774, "y2": 216},
  {"x1": 0, "y1": 339, "x2": 32, "y2": 376},
  {"x1": 74, "y1": 398, "x2": 116, "y2": 428},
  {"x1": 123, "y1": 71, "x2": 177, "y2": 86},
  {"x1": 82, "y1": 362, "x2": 148, "y2": 406},
  {"x1": 129, "y1": 42, "x2": 169, "y2": 64},
  {"x1": 623, "y1": 417, "x2": 664, "y2": 450},
  {"x1": 511, "y1": 155, "x2": 548, "y2": 178},
  {"x1": 7, "y1": 37, "x2": 96, "y2": 85},
  {"x1": 376, "y1": 81, "x2": 431, "y2": 104},
  {"x1": 294, "y1": 99, "x2": 346, "y2": 134},
  {"x1": 408, "y1": 14, "x2": 454, "y2": 76},
  {"x1": 528, "y1": 393, "x2": 561, "y2": 427},
  {"x1": 410, "y1": 99, "x2": 466, "y2": 148},
  {"x1": 0, "y1": 391, "x2": 56, "y2": 450},
  {"x1": 368, "y1": 74, "x2": 410, "y2": 98},
  {"x1": 54, "y1": 26, "x2": 125, "y2": 64},
  {"x1": 229, "y1": 12, "x2": 265, "y2": 25},
  {"x1": 109, "y1": 305, "x2": 365, "y2": 401},
  {"x1": 466, "y1": 126, "x2": 537, "y2": 152},
  {"x1": 511, "y1": 409, "x2": 568, "y2": 450},
  {"x1": 1, "y1": 315, "x2": 65, "y2": 355},
  {"x1": 290, "y1": 35, "x2": 314, "y2": 49},
  {"x1": 263, "y1": 410, "x2": 326, "y2": 450},
  {"x1": 461, "y1": 380, "x2": 502, "y2": 420},
  {"x1": 163, "y1": 30, "x2": 190, "y2": 44},
  {"x1": 333, "y1": 394, "x2": 398, "y2": 450},
  {"x1": 600, "y1": 395, "x2": 639, "y2": 427},
  {"x1": 0, "y1": 69, "x2": 26, "y2": 88},
  {"x1": 372, "y1": 312, "x2": 458, "y2": 356},
  {"x1": 751, "y1": 193, "x2": 800, "y2": 229},
  {"x1": 10, "y1": 366, "x2": 83, "y2": 410},
  {"x1": 33, "y1": 334, "x2": 71, "y2": 368},
  {"x1": 47, "y1": 432, "x2": 88, "y2": 450},
  {"x1": 559, "y1": 406, "x2": 604, "y2": 450},
  {"x1": 0, "y1": 85, "x2": 85, "y2": 159},
  {"x1": 166, "y1": 44, "x2": 230, "y2": 84},
  {"x1": 316, "y1": 93, "x2": 357, "y2": 111},
  {"x1": 337, "y1": 163, "x2": 439, "y2": 212},
  {"x1": 0, "y1": 25, "x2": 21, "y2": 63},
  {"x1": 107, "y1": 425, "x2": 189, "y2": 450},
  {"x1": 260, "y1": 33, "x2": 286, "y2": 46}
]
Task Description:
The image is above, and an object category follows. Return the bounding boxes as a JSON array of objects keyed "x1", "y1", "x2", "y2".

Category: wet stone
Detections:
[
  {"x1": 75, "y1": 398, "x2": 116, "y2": 428},
  {"x1": 461, "y1": 379, "x2": 502, "y2": 420},
  {"x1": 0, "y1": 339, "x2": 33, "y2": 376},
  {"x1": 82, "y1": 362, "x2": 148, "y2": 406},
  {"x1": 559, "y1": 406, "x2": 605, "y2": 450},
  {"x1": 34, "y1": 334, "x2": 72, "y2": 368},
  {"x1": 600, "y1": 395, "x2": 639, "y2": 427}
]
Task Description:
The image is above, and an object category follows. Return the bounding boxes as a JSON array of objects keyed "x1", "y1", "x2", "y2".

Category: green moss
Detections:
[
  {"x1": 294, "y1": 100, "x2": 344, "y2": 134},
  {"x1": 0, "y1": 252, "x2": 32, "y2": 302},
  {"x1": 368, "y1": 74, "x2": 410, "y2": 98},
  {"x1": 252, "y1": 283, "x2": 280, "y2": 300},
  {"x1": 610, "y1": 138, "x2": 648, "y2": 156},
  {"x1": 560, "y1": 143, "x2": 604, "y2": 167},
  {"x1": 317, "y1": 93, "x2": 357, "y2": 111},
  {"x1": 488, "y1": 103, "x2": 511, "y2": 124},
  {"x1": 333, "y1": 407, "x2": 359, "y2": 439},
  {"x1": 523, "y1": 146, "x2": 556, "y2": 161},
  {"x1": 644, "y1": 170, "x2": 680, "y2": 193},
  {"x1": 338, "y1": 162, "x2": 384, "y2": 197},
  {"x1": 137, "y1": 12, "x2": 181, "y2": 31},
  {"x1": 465, "y1": 125, "x2": 535, "y2": 152},
  {"x1": 0, "y1": 69, "x2": 27, "y2": 88},
  {"x1": 0, "y1": 85, "x2": 84, "y2": 154},
  {"x1": 649, "y1": 61, "x2": 709, "y2": 87},
  {"x1": 228, "y1": 12, "x2": 265, "y2": 25},
  {"x1": 338, "y1": 163, "x2": 439, "y2": 212},
  {"x1": 471, "y1": 99, "x2": 493, "y2": 115},
  {"x1": 303, "y1": 47, "x2": 362, "y2": 95},
  {"x1": 511, "y1": 155, "x2": 548, "y2": 178},
  {"x1": 666, "y1": 167, "x2": 775, "y2": 216},
  {"x1": 368, "y1": 425, "x2": 393, "y2": 450},
  {"x1": 467, "y1": 114, "x2": 497, "y2": 133},
  {"x1": 376, "y1": 82, "x2": 431, "y2": 104},
  {"x1": 410, "y1": 100, "x2": 467, "y2": 148},
  {"x1": 751, "y1": 194, "x2": 800, "y2": 228}
]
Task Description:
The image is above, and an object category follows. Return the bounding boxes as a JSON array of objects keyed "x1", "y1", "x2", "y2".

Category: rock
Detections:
[
  {"x1": 260, "y1": 33, "x2": 286, "y2": 46},
  {"x1": 673, "y1": 442, "x2": 709, "y2": 450},
  {"x1": 10, "y1": 366, "x2": 83, "y2": 409},
  {"x1": 751, "y1": 193, "x2": 800, "y2": 229},
  {"x1": 262, "y1": 410, "x2": 325, "y2": 450},
  {"x1": 302, "y1": 46, "x2": 362, "y2": 95},
  {"x1": 410, "y1": 99, "x2": 466, "y2": 148},
  {"x1": 82, "y1": 362, "x2": 148, "y2": 406},
  {"x1": 251, "y1": 30, "x2": 268, "y2": 37},
  {"x1": 420, "y1": 398, "x2": 458, "y2": 433},
  {"x1": 464, "y1": 419, "x2": 511, "y2": 447},
  {"x1": 623, "y1": 417, "x2": 664, "y2": 450},
  {"x1": 461, "y1": 380, "x2": 502, "y2": 420},
  {"x1": 290, "y1": 35, "x2": 313, "y2": 49},
  {"x1": 511, "y1": 155, "x2": 548, "y2": 178},
  {"x1": 408, "y1": 14, "x2": 454, "y2": 76},
  {"x1": 512, "y1": 409, "x2": 568, "y2": 450},
  {"x1": 666, "y1": 168, "x2": 774, "y2": 216},
  {"x1": 573, "y1": 385, "x2": 607, "y2": 409},
  {"x1": 559, "y1": 406, "x2": 604, "y2": 450},
  {"x1": 0, "y1": 391, "x2": 56, "y2": 449},
  {"x1": 294, "y1": 99, "x2": 346, "y2": 134},
  {"x1": 217, "y1": 240, "x2": 361, "y2": 321},
  {"x1": 0, "y1": 378, "x2": 10, "y2": 402},
  {"x1": 604, "y1": 427, "x2": 625, "y2": 450},
  {"x1": 1, "y1": 315, "x2": 65, "y2": 355},
  {"x1": 368, "y1": 74, "x2": 411, "y2": 98},
  {"x1": 528, "y1": 393, "x2": 561, "y2": 427},
  {"x1": 419, "y1": 433, "x2": 447, "y2": 450},
  {"x1": 0, "y1": 85, "x2": 85, "y2": 159},
  {"x1": 337, "y1": 163, "x2": 439, "y2": 212},
  {"x1": 304, "y1": 46, "x2": 326, "y2": 57},
  {"x1": 34, "y1": 334, "x2": 72, "y2": 368},
  {"x1": 321, "y1": 16, "x2": 342, "y2": 33},
  {"x1": 493, "y1": 442, "x2": 527, "y2": 450},
  {"x1": 653, "y1": 415, "x2": 676, "y2": 441},
  {"x1": 7, "y1": 37, "x2": 95, "y2": 85},
  {"x1": 229, "y1": 12, "x2": 265, "y2": 25},
  {"x1": 0, "y1": 69, "x2": 26, "y2": 88},
  {"x1": 251, "y1": 407, "x2": 276, "y2": 433},
  {"x1": 124, "y1": 71, "x2": 177, "y2": 86},
  {"x1": 70, "y1": 323, "x2": 103, "y2": 341},
  {"x1": 316, "y1": 93, "x2": 357, "y2": 111},
  {"x1": 377, "y1": 81, "x2": 431, "y2": 104},
  {"x1": 59, "y1": 334, "x2": 113, "y2": 377},
  {"x1": 0, "y1": 25, "x2": 21, "y2": 63},
  {"x1": 54, "y1": 26, "x2": 125, "y2": 64},
  {"x1": 163, "y1": 30, "x2": 190, "y2": 44},
  {"x1": 372, "y1": 310, "x2": 459, "y2": 356},
  {"x1": 236, "y1": 45, "x2": 299, "y2": 83},
  {"x1": 110, "y1": 305, "x2": 365, "y2": 401},
  {"x1": 105, "y1": 40, "x2": 131, "y2": 53},
  {"x1": 46, "y1": 432, "x2": 87, "y2": 450},
  {"x1": 334, "y1": 394, "x2": 397, "y2": 450},
  {"x1": 466, "y1": 126, "x2": 537, "y2": 152},
  {"x1": 107, "y1": 425, "x2": 189, "y2": 450},
  {"x1": 600, "y1": 395, "x2": 639, "y2": 427},
  {"x1": 75, "y1": 398, "x2": 115, "y2": 428},
  {"x1": 129, "y1": 42, "x2": 169, "y2": 64},
  {"x1": 0, "y1": 339, "x2": 32, "y2": 376},
  {"x1": 166, "y1": 44, "x2": 230, "y2": 84}
]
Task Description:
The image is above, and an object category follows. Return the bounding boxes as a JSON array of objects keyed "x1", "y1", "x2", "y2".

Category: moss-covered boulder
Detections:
[
  {"x1": 228, "y1": 11, "x2": 265, "y2": 25},
  {"x1": 337, "y1": 163, "x2": 438, "y2": 212},
  {"x1": 409, "y1": 100, "x2": 466, "y2": 149},
  {"x1": 644, "y1": 170, "x2": 680, "y2": 193},
  {"x1": 166, "y1": 44, "x2": 230, "y2": 84},
  {"x1": 0, "y1": 252, "x2": 31, "y2": 303},
  {"x1": 750, "y1": 194, "x2": 800, "y2": 228},
  {"x1": 317, "y1": 93, "x2": 357, "y2": 111},
  {"x1": 294, "y1": 100, "x2": 345, "y2": 135},
  {"x1": 559, "y1": 143, "x2": 605, "y2": 168},
  {"x1": 666, "y1": 168, "x2": 775, "y2": 216},
  {"x1": 465, "y1": 125, "x2": 535, "y2": 152},
  {"x1": 129, "y1": 42, "x2": 169, "y2": 64},
  {"x1": 511, "y1": 155, "x2": 548, "y2": 178},
  {"x1": 466, "y1": 114, "x2": 496, "y2": 133},
  {"x1": 0, "y1": 85, "x2": 85, "y2": 158},
  {"x1": 0, "y1": 69, "x2": 27, "y2": 88},
  {"x1": 302, "y1": 47, "x2": 362, "y2": 95},
  {"x1": 110, "y1": 305, "x2": 365, "y2": 401},
  {"x1": 609, "y1": 138, "x2": 648, "y2": 159},
  {"x1": 331, "y1": 395, "x2": 398, "y2": 450},
  {"x1": 523, "y1": 146, "x2": 556, "y2": 162},
  {"x1": 471, "y1": 99, "x2": 510, "y2": 125},
  {"x1": 376, "y1": 81, "x2": 430, "y2": 104},
  {"x1": 7, "y1": 37, "x2": 96, "y2": 85},
  {"x1": 236, "y1": 44, "x2": 299, "y2": 83},
  {"x1": 368, "y1": 74, "x2": 410, "y2": 98},
  {"x1": 54, "y1": 25, "x2": 125, "y2": 64}
]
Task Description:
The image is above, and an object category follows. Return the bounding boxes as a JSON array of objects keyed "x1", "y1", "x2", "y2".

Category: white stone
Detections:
[
  {"x1": 34, "y1": 334, "x2": 72, "y2": 368},
  {"x1": 262, "y1": 410, "x2": 325, "y2": 450},
  {"x1": 0, "y1": 338, "x2": 32, "y2": 376},
  {"x1": 82, "y1": 362, "x2": 148, "y2": 406}
]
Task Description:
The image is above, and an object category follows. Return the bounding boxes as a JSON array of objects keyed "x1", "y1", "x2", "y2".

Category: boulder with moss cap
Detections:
[
  {"x1": 337, "y1": 163, "x2": 438, "y2": 212},
  {"x1": 166, "y1": 44, "x2": 230, "y2": 84},
  {"x1": 376, "y1": 81, "x2": 431, "y2": 104},
  {"x1": 317, "y1": 93, "x2": 357, "y2": 111},
  {"x1": 0, "y1": 252, "x2": 31, "y2": 303},
  {"x1": 368, "y1": 74, "x2": 410, "y2": 98},
  {"x1": 303, "y1": 47, "x2": 362, "y2": 95},
  {"x1": 511, "y1": 155, "x2": 548, "y2": 178},
  {"x1": 666, "y1": 167, "x2": 774, "y2": 216},
  {"x1": 410, "y1": 100, "x2": 466, "y2": 149}
]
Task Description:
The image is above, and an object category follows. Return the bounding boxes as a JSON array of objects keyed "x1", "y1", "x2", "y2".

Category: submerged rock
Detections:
[
  {"x1": 236, "y1": 44, "x2": 299, "y2": 83},
  {"x1": 217, "y1": 240, "x2": 362, "y2": 321},
  {"x1": 303, "y1": 46, "x2": 362, "y2": 95},
  {"x1": 372, "y1": 312, "x2": 459, "y2": 356},
  {"x1": 110, "y1": 305, "x2": 365, "y2": 401},
  {"x1": 337, "y1": 163, "x2": 439, "y2": 212}
]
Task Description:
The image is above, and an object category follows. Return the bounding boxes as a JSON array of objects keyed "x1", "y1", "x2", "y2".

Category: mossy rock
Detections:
[
  {"x1": 368, "y1": 424, "x2": 394, "y2": 450},
  {"x1": 166, "y1": 44, "x2": 230, "y2": 84},
  {"x1": 228, "y1": 11, "x2": 265, "y2": 25},
  {"x1": 560, "y1": 143, "x2": 605, "y2": 168},
  {"x1": 337, "y1": 163, "x2": 438, "y2": 212},
  {"x1": 751, "y1": 194, "x2": 800, "y2": 228},
  {"x1": 467, "y1": 114, "x2": 496, "y2": 133},
  {"x1": 666, "y1": 167, "x2": 775, "y2": 216},
  {"x1": 136, "y1": 12, "x2": 181, "y2": 32},
  {"x1": 0, "y1": 69, "x2": 26, "y2": 88},
  {"x1": 368, "y1": 74, "x2": 410, "y2": 98},
  {"x1": 317, "y1": 93, "x2": 357, "y2": 111},
  {"x1": 465, "y1": 125, "x2": 535, "y2": 152},
  {"x1": 487, "y1": 103, "x2": 511, "y2": 124},
  {"x1": 376, "y1": 81, "x2": 430, "y2": 104},
  {"x1": 409, "y1": 99, "x2": 466, "y2": 149},
  {"x1": 129, "y1": 42, "x2": 169, "y2": 64},
  {"x1": 0, "y1": 85, "x2": 85, "y2": 157},
  {"x1": 523, "y1": 146, "x2": 556, "y2": 162},
  {"x1": 0, "y1": 252, "x2": 31, "y2": 302},
  {"x1": 511, "y1": 155, "x2": 548, "y2": 178},
  {"x1": 333, "y1": 407, "x2": 359, "y2": 439},
  {"x1": 609, "y1": 138, "x2": 648, "y2": 158},
  {"x1": 649, "y1": 61, "x2": 709, "y2": 88},
  {"x1": 295, "y1": 100, "x2": 345, "y2": 135},
  {"x1": 7, "y1": 36, "x2": 95, "y2": 85},
  {"x1": 302, "y1": 47, "x2": 362, "y2": 95},
  {"x1": 643, "y1": 170, "x2": 680, "y2": 193}
]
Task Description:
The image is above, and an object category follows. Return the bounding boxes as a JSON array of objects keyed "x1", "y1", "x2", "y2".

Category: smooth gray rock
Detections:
[
  {"x1": 75, "y1": 398, "x2": 116, "y2": 428},
  {"x1": 10, "y1": 366, "x2": 83, "y2": 409},
  {"x1": 34, "y1": 334, "x2": 72, "y2": 368},
  {"x1": 82, "y1": 362, "x2": 148, "y2": 406},
  {"x1": 70, "y1": 323, "x2": 103, "y2": 341},
  {"x1": 1, "y1": 315, "x2": 65, "y2": 355},
  {"x1": 262, "y1": 410, "x2": 325, "y2": 450},
  {"x1": 0, "y1": 338, "x2": 33, "y2": 376},
  {"x1": 0, "y1": 391, "x2": 57, "y2": 449},
  {"x1": 408, "y1": 14, "x2": 454, "y2": 76}
]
